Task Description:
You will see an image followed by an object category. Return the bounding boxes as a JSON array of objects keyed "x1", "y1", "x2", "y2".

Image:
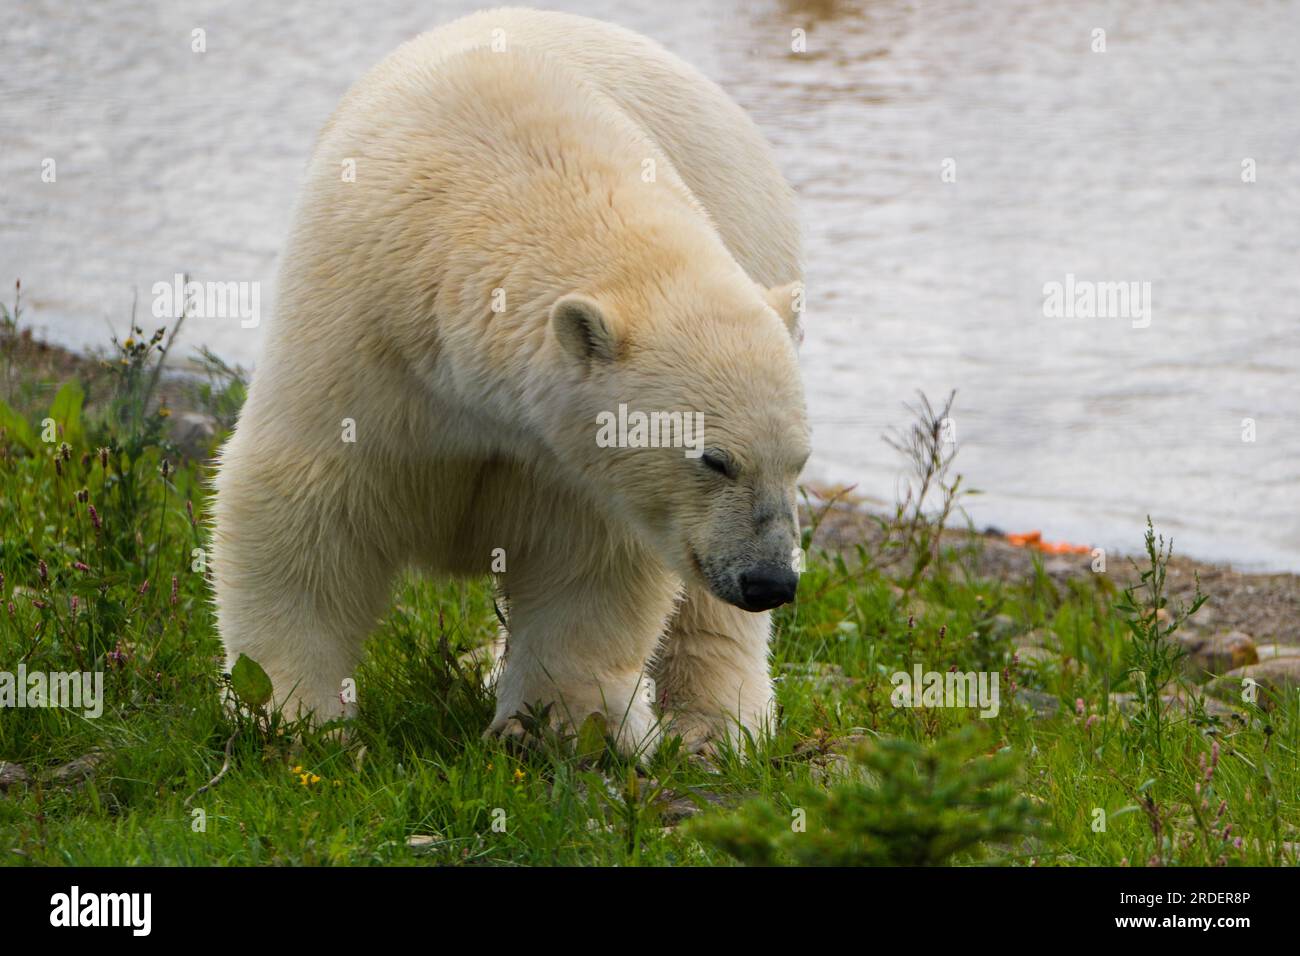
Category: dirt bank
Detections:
[{"x1": 809, "y1": 494, "x2": 1300, "y2": 648}]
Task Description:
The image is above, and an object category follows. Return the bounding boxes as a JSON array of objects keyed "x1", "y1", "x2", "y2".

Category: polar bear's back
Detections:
[{"x1": 380, "y1": 7, "x2": 801, "y2": 288}]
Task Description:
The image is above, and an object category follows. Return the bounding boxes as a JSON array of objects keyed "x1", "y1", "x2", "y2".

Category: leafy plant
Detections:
[
  {"x1": 882, "y1": 390, "x2": 969, "y2": 593},
  {"x1": 687, "y1": 725, "x2": 1042, "y2": 865},
  {"x1": 188, "y1": 345, "x2": 248, "y2": 434},
  {"x1": 1114, "y1": 518, "x2": 1206, "y2": 758}
]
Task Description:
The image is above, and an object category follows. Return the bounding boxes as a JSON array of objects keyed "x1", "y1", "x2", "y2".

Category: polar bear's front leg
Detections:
[
  {"x1": 212, "y1": 447, "x2": 399, "y2": 726},
  {"x1": 653, "y1": 585, "x2": 776, "y2": 755},
  {"x1": 488, "y1": 555, "x2": 678, "y2": 758}
]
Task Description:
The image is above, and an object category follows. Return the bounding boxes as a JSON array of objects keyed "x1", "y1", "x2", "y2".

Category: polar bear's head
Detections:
[{"x1": 550, "y1": 275, "x2": 809, "y2": 612}]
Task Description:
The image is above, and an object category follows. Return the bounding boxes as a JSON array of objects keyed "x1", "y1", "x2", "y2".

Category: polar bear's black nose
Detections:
[{"x1": 739, "y1": 566, "x2": 798, "y2": 611}]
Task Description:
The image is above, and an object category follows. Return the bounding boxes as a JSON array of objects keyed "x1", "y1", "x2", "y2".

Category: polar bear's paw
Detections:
[
  {"x1": 485, "y1": 697, "x2": 661, "y2": 761},
  {"x1": 662, "y1": 710, "x2": 727, "y2": 758},
  {"x1": 662, "y1": 708, "x2": 770, "y2": 763}
]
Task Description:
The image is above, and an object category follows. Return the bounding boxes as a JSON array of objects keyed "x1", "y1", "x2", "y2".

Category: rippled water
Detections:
[{"x1": 3, "y1": 0, "x2": 1297, "y2": 568}]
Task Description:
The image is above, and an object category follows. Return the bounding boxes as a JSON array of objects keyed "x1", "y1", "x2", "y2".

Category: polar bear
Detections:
[{"x1": 212, "y1": 7, "x2": 808, "y2": 756}]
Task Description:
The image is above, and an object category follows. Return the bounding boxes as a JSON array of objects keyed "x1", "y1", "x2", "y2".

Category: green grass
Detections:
[{"x1": 1, "y1": 312, "x2": 1297, "y2": 866}]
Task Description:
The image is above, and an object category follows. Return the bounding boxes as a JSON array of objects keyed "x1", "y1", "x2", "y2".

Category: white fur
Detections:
[{"x1": 212, "y1": 7, "x2": 807, "y2": 756}]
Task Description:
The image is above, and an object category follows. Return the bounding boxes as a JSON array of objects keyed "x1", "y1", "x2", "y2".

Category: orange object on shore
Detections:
[{"x1": 1005, "y1": 530, "x2": 1092, "y2": 555}]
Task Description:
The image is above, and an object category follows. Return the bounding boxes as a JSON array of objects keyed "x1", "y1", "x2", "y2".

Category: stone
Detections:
[
  {"x1": 989, "y1": 614, "x2": 1018, "y2": 641},
  {"x1": 808, "y1": 753, "x2": 853, "y2": 785},
  {"x1": 654, "y1": 788, "x2": 737, "y2": 825},
  {"x1": 1254, "y1": 643, "x2": 1300, "y2": 661},
  {"x1": 793, "y1": 732, "x2": 869, "y2": 758},
  {"x1": 1042, "y1": 556, "x2": 1081, "y2": 578},
  {"x1": 0, "y1": 761, "x2": 30, "y2": 793},
  {"x1": 1182, "y1": 694, "x2": 1243, "y2": 721},
  {"x1": 1013, "y1": 646, "x2": 1059, "y2": 667},
  {"x1": 1014, "y1": 688, "x2": 1059, "y2": 719},
  {"x1": 169, "y1": 411, "x2": 218, "y2": 458},
  {"x1": 1176, "y1": 631, "x2": 1258, "y2": 679},
  {"x1": 49, "y1": 751, "x2": 103, "y2": 787},
  {"x1": 779, "y1": 661, "x2": 857, "y2": 689},
  {"x1": 1109, "y1": 690, "x2": 1241, "y2": 721},
  {"x1": 1209, "y1": 657, "x2": 1300, "y2": 702},
  {"x1": 1013, "y1": 629, "x2": 1060, "y2": 651}
]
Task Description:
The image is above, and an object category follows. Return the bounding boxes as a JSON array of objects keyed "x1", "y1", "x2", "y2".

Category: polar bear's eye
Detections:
[{"x1": 701, "y1": 450, "x2": 734, "y2": 478}]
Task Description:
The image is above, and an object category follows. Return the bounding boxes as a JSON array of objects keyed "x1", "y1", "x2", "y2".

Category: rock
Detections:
[
  {"x1": 1209, "y1": 657, "x2": 1300, "y2": 703},
  {"x1": 1013, "y1": 629, "x2": 1060, "y2": 651},
  {"x1": 779, "y1": 661, "x2": 857, "y2": 689},
  {"x1": 49, "y1": 751, "x2": 103, "y2": 787},
  {"x1": 1014, "y1": 688, "x2": 1060, "y2": 719},
  {"x1": 1176, "y1": 631, "x2": 1258, "y2": 679},
  {"x1": 791, "y1": 734, "x2": 876, "y2": 784},
  {"x1": 0, "y1": 761, "x2": 30, "y2": 793},
  {"x1": 1108, "y1": 691, "x2": 1142, "y2": 715},
  {"x1": 1109, "y1": 690, "x2": 1241, "y2": 721},
  {"x1": 902, "y1": 599, "x2": 938, "y2": 623},
  {"x1": 1233, "y1": 657, "x2": 1300, "y2": 690},
  {"x1": 989, "y1": 614, "x2": 1018, "y2": 641},
  {"x1": 654, "y1": 788, "x2": 736, "y2": 825},
  {"x1": 793, "y1": 732, "x2": 869, "y2": 758},
  {"x1": 1254, "y1": 643, "x2": 1300, "y2": 661},
  {"x1": 406, "y1": 833, "x2": 441, "y2": 850},
  {"x1": 1183, "y1": 694, "x2": 1243, "y2": 721},
  {"x1": 169, "y1": 411, "x2": 218, "y2": 458},
  {"x1": 1013, "y1": 646, "x2": 1059, "y2": 667},
  {"x1": 808, "y1": 753, "x2": 853, "y2": 785},
  {"x1": 1042, "y1": 556, "x2": 1082, "y2": 579},
  {"x1": 1184, "y1": 602, "x2": 1218, "y2": 630}
]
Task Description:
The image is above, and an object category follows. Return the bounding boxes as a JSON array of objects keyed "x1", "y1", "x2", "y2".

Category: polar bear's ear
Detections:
[
  {"x1": 551, "y1": 294, "x2": 621, "y2": 364},
  {"x1": 762, "y1": 281, "x2": 804, "y2": 341}
]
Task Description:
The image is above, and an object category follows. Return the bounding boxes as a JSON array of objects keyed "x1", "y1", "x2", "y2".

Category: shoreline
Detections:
[
  {"x1": 6, "y1": 325, "x2": 1298, "y2": 649},
  {"x1": 806, "y1": 494, "x2": 1299, "y2": 648}
]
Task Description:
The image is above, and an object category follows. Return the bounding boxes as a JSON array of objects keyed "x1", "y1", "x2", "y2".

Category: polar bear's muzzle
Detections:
[
  {"x1": 692, "y1": 550, "x2": 797, "y2": 612},
  {"x1": 735, "y1": 563, "x2": 799, "y2": 612}
]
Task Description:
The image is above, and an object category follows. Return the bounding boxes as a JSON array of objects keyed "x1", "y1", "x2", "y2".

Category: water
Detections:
[{"x1": 3, "y1": 0, "x2": 1297, "y2": 569}]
